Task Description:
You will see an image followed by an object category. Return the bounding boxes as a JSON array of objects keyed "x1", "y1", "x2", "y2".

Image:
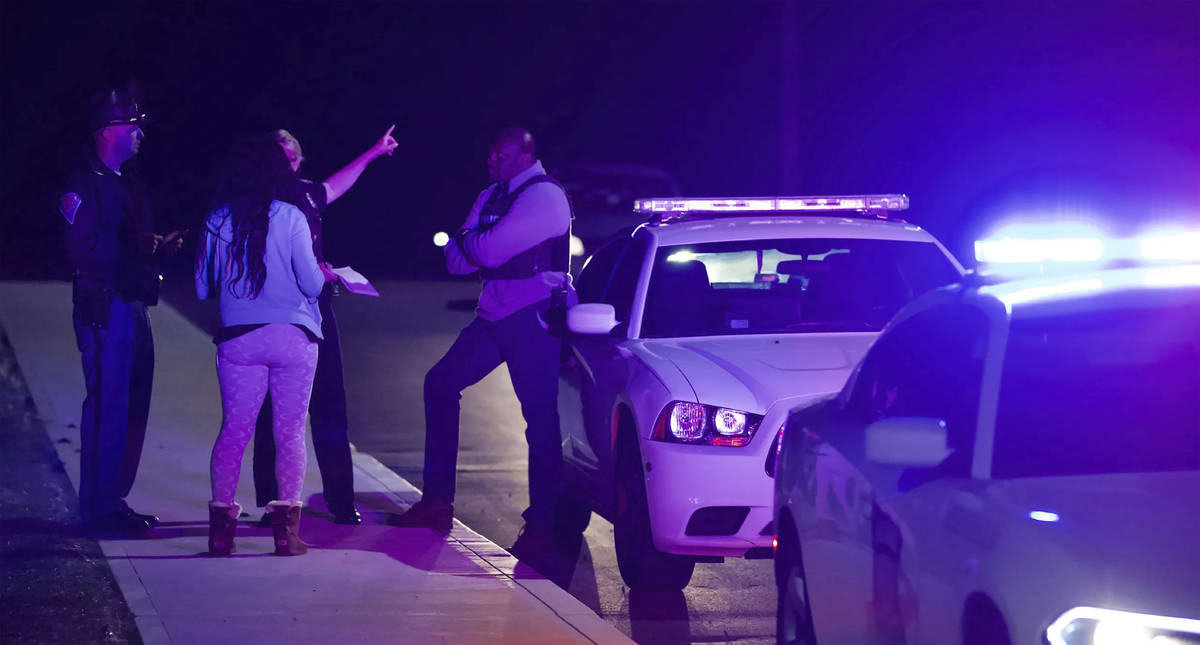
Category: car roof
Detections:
[
  {"x1": 872, "y1": 265, "x2": 1200, "y2": 338},
  {"x1": 639, "y1": 215, "x2": 940, "y2": 246},
  {"x1": 973, "y1": 264, "x2": 1200, "y2": 320}
]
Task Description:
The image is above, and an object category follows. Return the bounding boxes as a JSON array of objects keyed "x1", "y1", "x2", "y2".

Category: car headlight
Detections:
[
  {"x1": 713, "y1": 408, "x2": 747, "y2": 436},
  {"x1": 1047, "y1": 607, "x2": 1200, "y2": 645},
  {"x1": 652, "y1": 401, "x2": 762, "y2": 447}
]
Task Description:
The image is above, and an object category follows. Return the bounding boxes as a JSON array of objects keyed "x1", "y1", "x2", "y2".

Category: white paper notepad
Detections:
[{"x1": 331, "y1": 266, "x2": 379, "y2": 297}]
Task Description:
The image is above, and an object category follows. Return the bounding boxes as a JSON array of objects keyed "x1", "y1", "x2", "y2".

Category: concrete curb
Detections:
[{"x1": 349, "y1": 452, "x2": 629, "y2": 644}]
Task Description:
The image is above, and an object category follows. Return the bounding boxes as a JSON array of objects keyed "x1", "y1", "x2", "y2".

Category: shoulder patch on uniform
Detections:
[{"x1": 59, "y1": 193, "x2": 82, "y2": 225}]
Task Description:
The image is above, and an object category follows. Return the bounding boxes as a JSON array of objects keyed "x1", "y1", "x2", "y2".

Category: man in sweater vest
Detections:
[{"x1": 389, "y1": 127, "x2": 574, "y2": 559}]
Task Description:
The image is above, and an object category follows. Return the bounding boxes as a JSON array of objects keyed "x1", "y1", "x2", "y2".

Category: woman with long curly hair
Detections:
[{"x1": 195, "y1": 138, "x2": 328, "y2": 556}]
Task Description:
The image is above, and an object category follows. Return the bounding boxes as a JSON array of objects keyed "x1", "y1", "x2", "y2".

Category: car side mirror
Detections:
[
  {"x1": 865, "y1": 417, "x2": 950, "y2": 467},
  {"x1": 567, "y1": 303, "x2": 618, "y2": 335}
]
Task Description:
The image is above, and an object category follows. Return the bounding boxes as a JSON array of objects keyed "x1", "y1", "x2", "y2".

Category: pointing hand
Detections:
[{"x1": 373, "y1": 124, "x2": 398, "y2": 158}]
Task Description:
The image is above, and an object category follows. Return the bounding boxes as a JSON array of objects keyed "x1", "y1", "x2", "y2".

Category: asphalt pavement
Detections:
[
  {"x1": 0, "y1": 326, "x2": 141, "y2": 644},
  {"x1": 0, "y1": 280, "x2": 631, "y2": 645}
]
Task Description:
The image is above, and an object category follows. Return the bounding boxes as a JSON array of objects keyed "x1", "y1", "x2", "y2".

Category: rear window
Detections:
[{"x1": 993, "y1": 300, "x2": 1200, "y2": 478}]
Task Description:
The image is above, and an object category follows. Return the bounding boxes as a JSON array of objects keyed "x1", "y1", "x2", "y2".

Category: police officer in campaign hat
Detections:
[
  {"x1": 58, "y1": 88, "x2": 184, "y2": 535},
  {"x1": 389, "y1": 126, "x2": 574, "y2": 559}
]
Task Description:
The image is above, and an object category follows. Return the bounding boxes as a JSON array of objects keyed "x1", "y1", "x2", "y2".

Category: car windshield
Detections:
[
  {"x1": 640, "y1": 237, "x2": 960, "y2": 338},
  {"x1": 992, "y1": 298, "x2": 1200, "y2": 478}
]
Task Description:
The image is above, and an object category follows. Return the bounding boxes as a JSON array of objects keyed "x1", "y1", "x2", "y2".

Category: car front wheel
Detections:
[
  {"x1": 776, "y1": 524, "x2": 817, "y2": 645},
  {"x1": 613, "y1": 433, "x2": 695, "y2": 590}
]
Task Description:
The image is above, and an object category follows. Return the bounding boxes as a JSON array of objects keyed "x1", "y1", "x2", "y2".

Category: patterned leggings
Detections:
[{"x1": 210, "y1": 324, "x2": 318, "y2": 505}]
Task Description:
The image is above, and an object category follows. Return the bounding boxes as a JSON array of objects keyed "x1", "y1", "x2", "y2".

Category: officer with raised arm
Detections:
[
  {"x1": 388, "y1": 126, "x2": 573, "y2": 558},
  {"x1": 250, "y1": 127, "x2": 398, "y2": 526}
]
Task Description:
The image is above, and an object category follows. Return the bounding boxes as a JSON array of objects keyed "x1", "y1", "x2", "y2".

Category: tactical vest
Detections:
[{"x1": 477, "y1": 175, "x2": 572, "y2": 280}]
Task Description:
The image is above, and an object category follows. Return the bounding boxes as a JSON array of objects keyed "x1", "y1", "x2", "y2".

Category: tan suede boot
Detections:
[
  {"x1": 265, "y1": 501, "x2": 307, "y2": 556},
  {"x1": 208, "y1": 502, "x2": 241, "y2": 556}
]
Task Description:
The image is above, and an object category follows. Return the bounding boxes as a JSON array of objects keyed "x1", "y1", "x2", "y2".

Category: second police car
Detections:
[
  {"x1": 771, "y1": 258, "x2": 1200, "y2": 644},
  {"x1": 555, "y1": 194, "x2": 964, "y2": 590}
]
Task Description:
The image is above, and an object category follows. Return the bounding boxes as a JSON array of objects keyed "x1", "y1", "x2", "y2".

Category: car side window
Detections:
[
  {"x1": 849, "y1": 304, "x2": 989, "y2": 478},
  {"x1": 575, "y1": 238, "x2": 629, "y2": 304},
  {"x1": 603, "y1": 237, "x2": 649, "y2": 324}
]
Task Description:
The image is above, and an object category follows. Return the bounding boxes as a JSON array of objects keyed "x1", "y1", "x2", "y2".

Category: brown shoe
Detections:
[
  {"x1": 208, "y1": 502, "x2": 241, "y2": 556},
  {"x1": 265, "y1": 501, "x2": 308, "y2": 556},
  {"x1": 386, "y1": 499, "x2": 453, "y2": 532},
  {"x1": 508, "y1": 524, "x2": 557, "y2": 561}
]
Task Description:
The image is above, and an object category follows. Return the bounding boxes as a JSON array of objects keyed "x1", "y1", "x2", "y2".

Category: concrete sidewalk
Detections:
[{"x1": 0, "y1": 281, "x2": 631, "y2": 645}]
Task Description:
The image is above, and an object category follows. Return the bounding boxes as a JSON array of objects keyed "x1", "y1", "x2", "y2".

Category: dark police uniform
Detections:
[
  {"x1": 252, "y1": 178, "x2": 359, "y2": 522},
  {"x1": 61, "y1": 147, "x2": 159, "y2": 525}
]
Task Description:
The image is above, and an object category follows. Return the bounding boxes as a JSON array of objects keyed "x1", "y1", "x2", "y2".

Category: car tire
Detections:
[
  {"x1": 613, "y1": 432, "x2": 695, "y2": 591},
  {"x1": 775, "y1": 522, "x2": 818, "y2": 645}
]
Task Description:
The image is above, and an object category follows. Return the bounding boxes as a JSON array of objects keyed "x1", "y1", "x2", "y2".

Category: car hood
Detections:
[
  {"x1": 642, "y1": 333, "x2": 877, "y2": 413},
  {"x1": 984, "y1": 471, "x2": 1200, "y2": 612}
]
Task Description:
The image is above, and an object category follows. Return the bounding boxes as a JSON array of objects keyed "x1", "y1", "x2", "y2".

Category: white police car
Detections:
[
  {"x1": 772, "y1": 264, "x2": 1200, "y2": 644},
  {"x1": 555, "y1": 194, "x2": 964, "y2": 590}
]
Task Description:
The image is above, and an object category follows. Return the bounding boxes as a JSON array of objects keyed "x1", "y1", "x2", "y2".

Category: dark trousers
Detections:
[
  {"x1": 73, "y1": 295, "x2": 154, "y2": 521},
  {"x1": 252, "y1": 289, "x2": 355, "y2": 512},
  {"x1": 423, "y1": 301, "x2": 563, "y2": 530}
]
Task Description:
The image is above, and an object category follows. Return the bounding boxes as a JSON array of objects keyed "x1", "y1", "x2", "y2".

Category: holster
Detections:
[
  {"x1": 73, "y1": 282, "x2": 113, "y2": 329},
  {"x1": 545, "y1": 287, "x2": 569, "y2": 337}
]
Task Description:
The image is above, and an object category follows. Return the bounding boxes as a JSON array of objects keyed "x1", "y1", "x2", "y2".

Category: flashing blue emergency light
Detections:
[{"x1": 975, "y1": 222, "x2": 1200, "y2": 273}]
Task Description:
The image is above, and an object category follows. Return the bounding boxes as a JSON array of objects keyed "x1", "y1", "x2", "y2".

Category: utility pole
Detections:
[{"x1": 779, "y1": 0, "x2": 800, "y2": 194}]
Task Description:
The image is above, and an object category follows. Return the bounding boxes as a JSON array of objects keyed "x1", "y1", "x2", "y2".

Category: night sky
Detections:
[{"x1": 3, "y1": 1, "x2": 1197, "y2": 281}]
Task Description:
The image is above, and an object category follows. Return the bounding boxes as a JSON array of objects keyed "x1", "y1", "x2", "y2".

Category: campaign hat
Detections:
[{"x1": 88, "y1": 89, "x2": 149, "y2": 132}]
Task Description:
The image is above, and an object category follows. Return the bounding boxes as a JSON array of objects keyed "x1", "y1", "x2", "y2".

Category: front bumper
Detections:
[{"x1": 640, "y1": 435, "x2": 776, "y2": 558}]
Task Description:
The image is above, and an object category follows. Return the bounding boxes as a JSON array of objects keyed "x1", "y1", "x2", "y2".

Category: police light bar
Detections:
[
  {"x1": 1139, "y1": 231, "x2": 1200, "y2": 262},
  {"x1": 634, "y1": 194, "x2": 909, "y2": 214},
  {"x1": 975, "y1": 228, "x2": 1200, "y2": 270},
  {"x1": 974, "y1": 221, "x2": 1107, "y2": 268},
  {"x1": 974, "y1": 237, "x2": 1105, "y2": 264}
]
